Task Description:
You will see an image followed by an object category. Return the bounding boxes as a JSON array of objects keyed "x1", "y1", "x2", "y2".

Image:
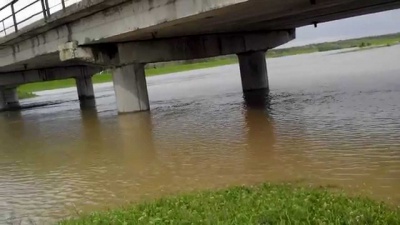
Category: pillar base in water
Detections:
[
  {"x1": 79, "y1": 97, "x2": 96, "y2": 109},
  {"x1": 238, "y1": 51, "x2": 269, "y2": 93},
  {"x1": 243, "y1": 89, "x2": 271, "y2": 109},
  {"x1": 0, "y1": 88, "x2": 20, "y2": 111},
  {"x1": 76, "y1": 76, "x2": 96, "y2": 109}
]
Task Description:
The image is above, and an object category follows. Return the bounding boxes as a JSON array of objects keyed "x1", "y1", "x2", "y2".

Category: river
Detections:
[{"x1": 1, "y1": 45, "x2": 400, "y2": 224}]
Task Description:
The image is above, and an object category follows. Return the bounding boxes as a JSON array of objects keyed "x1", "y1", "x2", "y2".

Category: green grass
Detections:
[
  {"x1": 60, "y1": 183, "x2": 400, "y2": 225},
  {"x1": 17, "y1": 58, "x2": 239, "y2": 94},
  {"x1": 17, "y1": 90, "x2": 37, "y2": 99},
  {"x1": 18, "y1": 78, "x2": 77, "y2": 94},
  {"x1": 18, "y1": 32, "x2": 400, "y2": 95},
  {"x1": 146, "y1": 58, "x2": 239, "y2": 76}
]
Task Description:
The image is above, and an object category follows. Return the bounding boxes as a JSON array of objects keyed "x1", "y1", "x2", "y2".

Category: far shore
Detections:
[{"x1": 19, "y1": 32, "x2": 400, "y2": 99}]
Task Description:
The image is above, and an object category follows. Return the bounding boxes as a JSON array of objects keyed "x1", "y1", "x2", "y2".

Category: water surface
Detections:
[{"x1": 1, "y1": 46, "x2": 400, "y2": 224}]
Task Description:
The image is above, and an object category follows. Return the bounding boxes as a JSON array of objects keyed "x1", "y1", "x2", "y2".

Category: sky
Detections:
[
  {"x1": 1, "y1": 1, "x2": 400, "y2": 45},
  {"x1": 284, "y1": 9, "x2": 400, "y2": 47}
]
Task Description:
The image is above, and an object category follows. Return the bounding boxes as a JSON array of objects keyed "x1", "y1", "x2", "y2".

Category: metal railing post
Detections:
[
  {"x1": 10, "y1": 3, "x2": 18, "y2": 32},
  {"x1": 40, "y1": 0, "x2": 48, "y2": 20},
  {"x1": 61, "y1": 0, "x2": 66, "y2": 11},
  {"x1": 44, "y1": 0, "x2": 50, "y2": 17},
  {"x1": 1, "y1": 21, "x2": 6, "y2": 35}
]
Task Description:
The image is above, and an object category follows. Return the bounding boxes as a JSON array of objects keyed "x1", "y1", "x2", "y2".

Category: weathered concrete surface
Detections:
[
  {"x1": 61, "y1": 30, "x2": 294, "y2": 66},
  {"x1": 2, "y1": 0, "x2": 400, "y2": 73},
  {"x1": 76, "y1": 74, "x2": 96, "y2": 109},
  {"x1": 0, "y1": 0, "x2": 130, "y2": 46},
  {"x1": 0, "y1": 67, "x2": 101, "y2": 86},
  {"x1": 0, "y1": 94, "x2": 5, "y2": 111},
  {"x1": 113, "y1": 64, "x2": 150, "y2": 113},
  {"x1": 238, "y1": 51, "x2": 269, "y2": 92},
  {"x1": 0, "y1": 88, "x2": 19, "y2": 111},
  {"x1": 0, "y1": 0, "x2": 248, "y2": 72}
]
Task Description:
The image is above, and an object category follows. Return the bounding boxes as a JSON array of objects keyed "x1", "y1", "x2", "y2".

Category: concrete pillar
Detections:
[
  {"x1": 237, "y1": 51, "x2": 269, "y2": 93},
  {"x1": 0, "y1": 88, "x2": 20, "y2": 111},
  {"x1": 76, "y1": 76, "x2": 96, "y2": 109},
  {"x1": 0, "y1": 93, "x2": 5, "y2": 111},
  {"x1": 112, "y1": 63, "x2": 150, "y2": 113}
]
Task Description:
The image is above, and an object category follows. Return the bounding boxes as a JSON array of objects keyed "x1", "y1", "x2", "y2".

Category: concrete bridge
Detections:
[{"x1": 1, "y1": 0, "x2": 400, "y2": 113}]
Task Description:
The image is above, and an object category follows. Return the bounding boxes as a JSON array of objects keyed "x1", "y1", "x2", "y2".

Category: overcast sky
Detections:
[{"x1": 284, "y1": 9, "x2": 400, "y2": 47}]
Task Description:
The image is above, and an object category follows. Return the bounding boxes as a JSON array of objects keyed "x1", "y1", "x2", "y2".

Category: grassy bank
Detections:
[
  {"x1": 60, "y1": 183, "x2": 400, "y2": 225},
  {"x1": 18, "y1": 90, "x2": 36, "y2": 99},
  {"x1": 19, "y1": 32, "x2": 400, "y2": 96}
]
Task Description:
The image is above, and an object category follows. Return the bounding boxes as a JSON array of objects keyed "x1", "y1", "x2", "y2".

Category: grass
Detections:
[
  {"x1": 18, "y1": 78, "x2": 77, "y2": 94},
  {"x1": 59, "y1": 183, "x2": 400, "y2": 225},
  {"x1": 18, "y1": 32, "x2": 400, "y2": 97},
  {"x1": 17, "y1": 90, "x2": 36, "y2": 99}
]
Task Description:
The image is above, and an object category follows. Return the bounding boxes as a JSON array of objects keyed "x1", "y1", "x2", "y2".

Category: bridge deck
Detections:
[{"x1": 0, "y1": 0, "x2": 400, "y2": 74}]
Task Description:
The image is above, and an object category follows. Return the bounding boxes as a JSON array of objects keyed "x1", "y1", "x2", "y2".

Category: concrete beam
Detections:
[
  {"x1": 60, "y1": 30, "x2": 295, "y2": 66},
  {"x1": 59, "y1": 42, "x2": 120, "y2": 66},
  {"x1": 0, "y1": 0, "x2": 248, "y2": 71},
  {"x1": 119, "y1": 30, "x2": 295, "y2": 64},
  {"x1": 0, "y1": 66, "x2": 101, "y2": 87},
  {"x1": 0, "y1": 0, "x2": 130, "y2": 46}
]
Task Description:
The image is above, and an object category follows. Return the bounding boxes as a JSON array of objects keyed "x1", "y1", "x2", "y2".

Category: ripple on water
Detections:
[{"x1": 1, "y1": 46, "x2": 400, "y2": 223}]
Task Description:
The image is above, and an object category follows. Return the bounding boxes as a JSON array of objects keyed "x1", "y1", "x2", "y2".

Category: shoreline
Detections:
[{"x1": 59, "y1": 183, "x2": 400, "y2": 224}]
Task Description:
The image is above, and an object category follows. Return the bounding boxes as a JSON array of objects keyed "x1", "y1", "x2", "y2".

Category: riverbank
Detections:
[
  {"x1": 19, "y1": 32, "x2": 400, "y2": 97},
  {"x1": 18, "y1": 90, "x2": 36, "y2": 99},
  {"x1": 60, "y1": 183, "x2": 400, "y2": 224}
]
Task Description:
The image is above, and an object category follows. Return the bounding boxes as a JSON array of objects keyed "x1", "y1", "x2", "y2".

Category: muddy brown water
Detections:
[{"x1": 1, "y1": 46, "x2": 400, "y2": 224}]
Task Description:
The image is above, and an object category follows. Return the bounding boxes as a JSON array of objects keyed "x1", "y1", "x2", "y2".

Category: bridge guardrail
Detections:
[{"x1": 0, "y1": 0, "x2": 78, "y2": 38}]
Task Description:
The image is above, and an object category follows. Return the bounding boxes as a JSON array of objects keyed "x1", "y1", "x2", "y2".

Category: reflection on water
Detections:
[{"x1": 1, "y1": 46, "x2": 400, "y2": 224}]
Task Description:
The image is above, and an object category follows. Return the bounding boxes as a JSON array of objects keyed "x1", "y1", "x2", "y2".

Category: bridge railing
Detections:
[{"x1": 0, "y1": 0, "x2": 80, "y2": 38}]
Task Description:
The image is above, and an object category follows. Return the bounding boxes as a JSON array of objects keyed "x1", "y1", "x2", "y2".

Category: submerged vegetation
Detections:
[
  {"x1": 19, "y1": 32, "x2": 400, "y2": 96},
  {"x1": 60, "y1": 183, "x2": 400, "y2": 225}
]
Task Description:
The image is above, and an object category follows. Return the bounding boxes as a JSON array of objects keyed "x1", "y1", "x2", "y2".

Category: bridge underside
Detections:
[
  {"x1": 0, "y1": 0, "x2": 399, "y2": 112},
  {"x1": 93, "y1": 0, "x2": 400, "y2": 43}
]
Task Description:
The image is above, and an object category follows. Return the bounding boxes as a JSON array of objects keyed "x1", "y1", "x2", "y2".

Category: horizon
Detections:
[
  {"x1": 283, "y1": 8, "x2": 400, "y2": 47},
  {"x1": 277, "y1": 31, "x2": 400, "y2": 49}
]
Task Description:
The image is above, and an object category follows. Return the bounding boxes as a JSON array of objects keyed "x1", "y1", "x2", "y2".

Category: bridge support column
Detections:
[
  {"x1": 0, "y1": 93, "x2": 5, "y2": 111},
  {"x1": 0, "y1": 88, "x2": 20, "y2": 111},
  {"x1": 112, "y1": 63, "x2": 150, "y2": 113},
  {"x1": 76, "y1": 76, "x2": 96, "y2": 109},
  {"x1": 237, "y1": 51, "x2": 269, "y2": 93}
]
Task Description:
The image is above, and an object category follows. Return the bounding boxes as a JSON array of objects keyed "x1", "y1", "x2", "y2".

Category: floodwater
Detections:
[{"x1": 1, "y1": 45, "x2": 400, "y2": 224}]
